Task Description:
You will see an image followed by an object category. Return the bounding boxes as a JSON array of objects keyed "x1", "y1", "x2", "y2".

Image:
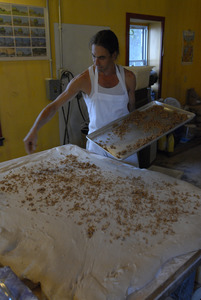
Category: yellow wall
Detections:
[
  {"x1": 1, "y1": 0, "x2": 201, "y2": 162},
  {"x1": 0, "y1": 0, "x2": 60, "y2": 163}
]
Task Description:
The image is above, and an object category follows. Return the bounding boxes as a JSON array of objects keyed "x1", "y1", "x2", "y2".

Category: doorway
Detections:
[{"x1": 126, "y1": 13, "x2": 165, "y2": 98}]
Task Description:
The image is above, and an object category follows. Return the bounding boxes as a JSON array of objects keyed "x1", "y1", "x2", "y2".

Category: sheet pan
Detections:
[
  {"x1": 87, "y1": 101, "x2": 195, "y2": 160},
  {"x1": 130, "y1": 250, "x2": 201, "y2": 299},
  {"x1": 144, "y1": 249, "x2": 201, "y2": 300}
]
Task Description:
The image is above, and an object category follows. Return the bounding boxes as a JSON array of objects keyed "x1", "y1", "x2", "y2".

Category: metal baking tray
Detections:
[
  {"x1": 87, "y1": 101, "x2": 195, "y2": 160},
  {"x1": 144, "y1": 249, "x2": 201, "y2": 300}
]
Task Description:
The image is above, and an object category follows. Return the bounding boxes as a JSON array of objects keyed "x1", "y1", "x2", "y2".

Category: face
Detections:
[{"x1": 91, "y1": 44, "x2": 116, "y2": 73}]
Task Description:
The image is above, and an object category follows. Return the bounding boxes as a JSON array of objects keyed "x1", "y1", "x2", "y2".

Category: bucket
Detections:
[{"x1": 192, "y1": 287, "x2": 201, "y2": 300}]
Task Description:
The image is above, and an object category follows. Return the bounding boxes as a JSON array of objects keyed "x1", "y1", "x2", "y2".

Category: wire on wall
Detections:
[
  {"x1": 46, "y1": 0, "x2": 53, "y2": 78},
  {"x1": 60, "y1": 70, "x2": 88, "y2": 145},
  {"x1": 58, "y1": 0, "x2": 63, "y2": 70}
]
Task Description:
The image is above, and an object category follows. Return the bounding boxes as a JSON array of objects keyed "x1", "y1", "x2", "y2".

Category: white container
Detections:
[{"x1": 124, "y1": 66, "x2": 154, "y2": 90}]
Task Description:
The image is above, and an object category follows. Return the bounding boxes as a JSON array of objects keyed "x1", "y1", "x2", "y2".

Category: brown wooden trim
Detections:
[
  {"x1": 0, "y1": 122, "x2": 4, "y2": 146},
  {"x1": 0, "y1": 122, "x2": 2, "y2": 138},
  {"x1": 159, "y1": 18, "x2": 165, "y2": 98},
  {"x1": 125, "y1": 13, "x2": 130, "y2": 66},
  {"x1": 125, "y1": 13, "x2": 165, "y2": 98}
]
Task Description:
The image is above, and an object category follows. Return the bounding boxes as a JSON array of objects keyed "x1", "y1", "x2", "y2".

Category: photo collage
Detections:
[{"x1": 0, "y1": 3, "x2": 48, "y2": 59}]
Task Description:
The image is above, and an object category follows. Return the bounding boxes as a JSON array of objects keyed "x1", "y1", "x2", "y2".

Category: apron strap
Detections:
[
  {"x1": 115, "y1": 65, "x2": 128, "y2": 95},
  {"x1": 94, "y1": 67, "x2": 98, "y2": 93}
]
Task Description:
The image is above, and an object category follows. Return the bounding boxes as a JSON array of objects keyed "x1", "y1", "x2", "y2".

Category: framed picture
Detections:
[
  {"x1": 0, "y1": 3, "x2": 50, "y2": 60},
  {"x1": 182, "y1": 30, "x2": 195, "y2": 64}
]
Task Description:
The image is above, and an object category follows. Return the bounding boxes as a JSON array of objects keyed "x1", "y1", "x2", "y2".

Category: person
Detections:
[{"x1": 24, "y1": 30, "x2": 136, "y2": 157}]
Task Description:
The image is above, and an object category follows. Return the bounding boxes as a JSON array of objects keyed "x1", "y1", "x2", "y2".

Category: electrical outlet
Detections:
[{"x1": 45, "y1": 78, "x2": 61, "y2": 100}]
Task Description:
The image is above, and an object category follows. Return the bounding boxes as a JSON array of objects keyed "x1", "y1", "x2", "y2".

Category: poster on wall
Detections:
[
  {"x1": 182, "y1": 30, "x2": 195, "y2": 64},
  {"x1": 0, "y1": 2, "x2": 49, "y2": 60}
]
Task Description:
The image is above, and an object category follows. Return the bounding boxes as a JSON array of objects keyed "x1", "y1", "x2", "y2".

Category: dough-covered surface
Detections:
[{"x1": 0, "y1": 145, "x2": 200, "y2": 299}]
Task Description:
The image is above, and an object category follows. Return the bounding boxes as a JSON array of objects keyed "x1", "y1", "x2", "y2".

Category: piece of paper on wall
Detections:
[
  {"x1": 54, "y1": 24, "x2": 109, "y2": 146},
  {"x1": 182, "y1": 30, "x2": 195, "y2": 64},
  {"x1": 54, "y1": 24, "x2": 110, "y2": 76}
]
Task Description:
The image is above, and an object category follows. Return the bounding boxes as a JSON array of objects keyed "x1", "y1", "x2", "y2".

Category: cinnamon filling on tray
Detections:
[{"x1": 96, "y1": 105, "x2": 188, "y2": 158}]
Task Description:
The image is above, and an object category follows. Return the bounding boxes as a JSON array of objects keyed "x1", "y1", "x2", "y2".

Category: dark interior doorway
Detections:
[{"x1": 126, "y1": 13, "x2": 165, "y2": 98}]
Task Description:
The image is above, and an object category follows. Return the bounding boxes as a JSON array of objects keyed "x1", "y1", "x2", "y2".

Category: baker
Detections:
[{"x1": 24, "y1": 30, "x2": 136, "y2": 158}]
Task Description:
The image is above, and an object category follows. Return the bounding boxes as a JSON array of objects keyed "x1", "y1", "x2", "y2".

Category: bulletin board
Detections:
[
  {"x1": 54, "y1": 23, "x2": 109, "y2": 147},
  {"x1": 54, "y1": 23, "x2": 109, "y2": 77},
  {"x1": 0, "y1": 2, "x2": 50, "y2": 60}
]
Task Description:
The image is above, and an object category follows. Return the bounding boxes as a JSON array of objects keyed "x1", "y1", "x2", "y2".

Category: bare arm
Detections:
[
  {"x1": 24, "y1": 70, "x2": 90, "y2": 154},
  {"x1": 124, "y1": 68, "x2": 136, "y2": 112}
]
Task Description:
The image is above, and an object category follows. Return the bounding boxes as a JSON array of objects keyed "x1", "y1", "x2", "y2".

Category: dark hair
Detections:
[{"x1": 89, "y1": 30, "x2": 119, "y2": 56}]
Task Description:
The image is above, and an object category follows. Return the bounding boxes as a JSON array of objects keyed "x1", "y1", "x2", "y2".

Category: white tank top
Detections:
[
  {"x1": 82, "y1": 65, "x2": 129, "y2": 156},
  {"x1": 89, "y1": 65, "x2": 125, "y2": 96}
]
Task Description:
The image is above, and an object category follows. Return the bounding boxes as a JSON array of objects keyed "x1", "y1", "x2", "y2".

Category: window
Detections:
[{"x1": 129, "y1": 25, "x2": 148, "y2": 66}]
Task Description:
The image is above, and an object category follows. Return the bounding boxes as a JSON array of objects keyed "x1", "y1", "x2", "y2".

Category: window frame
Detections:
[{"x1": 129, "y1": 24, "x2": 148, "y2": 66}]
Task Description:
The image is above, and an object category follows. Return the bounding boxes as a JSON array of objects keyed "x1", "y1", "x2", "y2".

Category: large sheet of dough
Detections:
[{"x1": 0, "y1": 144, "x2": 200, "y2": 300}]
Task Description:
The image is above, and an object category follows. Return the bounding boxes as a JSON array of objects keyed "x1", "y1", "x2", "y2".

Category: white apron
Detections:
[{"x1": 83, "y1": 65, "x2": 139, "y2": 166}]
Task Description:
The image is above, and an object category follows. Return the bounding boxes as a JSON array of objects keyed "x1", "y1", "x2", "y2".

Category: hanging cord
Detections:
[
  {"x1": 60, "y1": 71, "x2": 72, "y2": 145},
  {"x1": 76, "y1": 91, "x2": 87, "y2": 122},
  {"x1": 60, "y1": 70, "x2": 88, "y2": 145},
  {"x1": 61, "y1": 106, "x2": 70, "y2": 145}
]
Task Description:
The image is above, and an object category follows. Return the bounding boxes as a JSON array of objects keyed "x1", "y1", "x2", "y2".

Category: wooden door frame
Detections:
[{"x1": 126, "y1": 13, "x2": 165, "y2": 98}]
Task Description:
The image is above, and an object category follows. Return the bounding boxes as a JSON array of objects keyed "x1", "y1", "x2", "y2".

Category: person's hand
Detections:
[{"x1": 23, "y1": 130, "x2": 38, "y2": 154}]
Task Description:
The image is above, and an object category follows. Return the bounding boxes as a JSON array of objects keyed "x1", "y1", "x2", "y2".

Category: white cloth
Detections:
[
  {"x1": 83, "y1": 65, "x2": 129, "y2": 156},
  {"x1": 0, "y1": 144, "x2": 201, "y2": 299}
]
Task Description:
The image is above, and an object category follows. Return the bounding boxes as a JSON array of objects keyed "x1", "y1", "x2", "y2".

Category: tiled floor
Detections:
[{"x1": 151, "y1": 141, "x2": 201, "y2": 189}]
